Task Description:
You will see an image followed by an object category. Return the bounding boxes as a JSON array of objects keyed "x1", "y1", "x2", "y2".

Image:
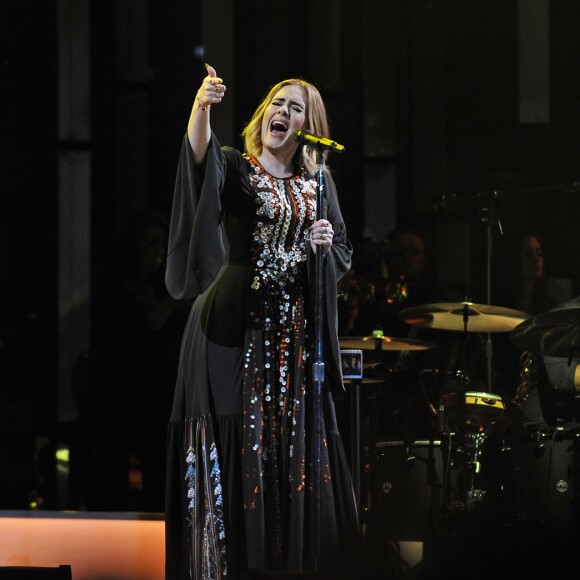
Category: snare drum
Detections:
[{"x1": 443, "y1": 391, "x2": 505, "y2": 431}]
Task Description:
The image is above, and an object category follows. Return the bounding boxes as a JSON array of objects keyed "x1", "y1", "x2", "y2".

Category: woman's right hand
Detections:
[
  {"x1": 189, "y1": 64, "x2": 226, "y2": 163},
  {"x1": 196, "y1": 64, "x2": 226, "y2": 111}
]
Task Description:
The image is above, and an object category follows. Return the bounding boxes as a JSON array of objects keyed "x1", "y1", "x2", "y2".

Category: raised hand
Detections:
[{"x1": 196, "y1": 63, "x2": 227, "y2": 111}]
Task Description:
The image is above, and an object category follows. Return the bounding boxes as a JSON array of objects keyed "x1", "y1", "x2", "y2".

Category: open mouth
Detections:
[{"x1": 270, "y1": 119, "x2": 288, "y2": 137}]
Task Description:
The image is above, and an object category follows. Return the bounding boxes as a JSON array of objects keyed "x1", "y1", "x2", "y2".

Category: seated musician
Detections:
[{"x1": 509, "y1": 294, "x2": 580, "y2": 432}]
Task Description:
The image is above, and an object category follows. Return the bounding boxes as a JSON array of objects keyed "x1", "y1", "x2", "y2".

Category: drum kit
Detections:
[{"x1": 341, "y1": 302, "x2": 580, "y2": 520}]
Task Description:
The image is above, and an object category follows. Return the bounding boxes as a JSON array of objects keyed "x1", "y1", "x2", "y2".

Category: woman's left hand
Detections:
[{"x1": 309, "y1": 219, "x2": 334, "y2": 254}]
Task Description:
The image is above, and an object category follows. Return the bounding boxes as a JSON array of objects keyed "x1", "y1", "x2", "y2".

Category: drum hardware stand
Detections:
[
  {"x1": 349, "y1": 375, "x2": 362, "y2": 523},
  {"x1": 347, "y1": 373, "x2": 383, "y2": 529},
  {"x1": 439, "y1": 334, "x2": 491, "y2": 511},
  {"x1": 439, "y1": 429, "x2": 490, "y2": 517},
  {"x1": 478, "y1": 190, "x2": 504, "y2": 394},
  {"x1": 453, "y1": 303, "x2": 476, "y2": 508},
  {"x1": 462, "y1": 431, "x2": 488, "y2": 504}
]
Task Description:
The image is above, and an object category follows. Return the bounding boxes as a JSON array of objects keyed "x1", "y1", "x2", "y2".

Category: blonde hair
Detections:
[{"x1": 241, "y1": 79, "x2": 331, "y2": 175}]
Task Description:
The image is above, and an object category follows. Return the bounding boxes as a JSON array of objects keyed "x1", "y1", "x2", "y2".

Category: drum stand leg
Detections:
[
  {"x1": 441, "y1": 429, "x2": 490, "y2": 511},
  {"x1": 463, "y1": 431, "x2": 488, "y2": 505},
  {"x1": 350, "y1": 378, "x2": 362, "y2": 527}
]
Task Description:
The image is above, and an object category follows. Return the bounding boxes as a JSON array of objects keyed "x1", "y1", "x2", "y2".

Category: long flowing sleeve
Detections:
[{"x1": 165, "y1": 133, "x2": 227, "y2": 300}]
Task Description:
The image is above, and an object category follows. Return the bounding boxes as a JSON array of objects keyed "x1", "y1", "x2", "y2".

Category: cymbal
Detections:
[
  {"x1": 339, "y1": 335, "x2": 437, "y2": 351},
  {"x1": 510, "y1": 308, "x2": 580, "y2": 358},
  {"x1": 398, "y1": 301, "x2": 530, "y2": 333}
]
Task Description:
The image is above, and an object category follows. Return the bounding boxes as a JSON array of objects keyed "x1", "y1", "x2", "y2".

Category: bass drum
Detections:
[{"x1": 482, "y1": 430, "x2": 580, "y2": 538}]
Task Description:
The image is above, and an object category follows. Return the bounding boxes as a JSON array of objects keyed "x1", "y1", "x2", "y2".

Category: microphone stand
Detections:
[
  {"x1": 311, "y1": 147, "x2": 329, "y2": 573},
  {"x1": 298, "y1": 131, "x2": 345, "y2": 572}
]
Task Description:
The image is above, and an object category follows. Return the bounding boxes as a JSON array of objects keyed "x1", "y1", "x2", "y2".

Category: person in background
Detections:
[
  {"x1": 164, "y1": 64, "x2": 360, "y2": 579},
  {"x1": 381, "y1": 225, "x2": 460, "y2": 335},
  {"x1": 538, "y1": 293, "x2": 580, "y2": 426},
  {"x1": 493, "y1": 232, "x2": 559, "y2": 431},
  {"x1": 347, "y1": 226, "x2": 459, "y2": 443},
  {"x1": 337, "y1": 236, "x2": 392, "y2": 337},
  {"x1": 384, "y1": 226, "x2": 427, "y2": 284},
  {"x1": 497, "y1": 233, "x2": 555, "y2": 315}
]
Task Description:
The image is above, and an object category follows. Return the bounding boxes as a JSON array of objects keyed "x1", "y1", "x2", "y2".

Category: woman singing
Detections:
[{"x1": 164, "y1": 64, "x2": 360, "y2": 579}]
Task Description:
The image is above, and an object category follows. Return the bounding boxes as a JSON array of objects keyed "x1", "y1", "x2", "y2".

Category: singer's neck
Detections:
[{"x1": 257, "y1": 148, "x2": 296, "y2": 179}]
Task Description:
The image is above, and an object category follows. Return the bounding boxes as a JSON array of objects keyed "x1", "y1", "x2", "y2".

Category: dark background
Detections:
[{"x1": 1, "y1": 0, "x2": 579, "y2": 512}]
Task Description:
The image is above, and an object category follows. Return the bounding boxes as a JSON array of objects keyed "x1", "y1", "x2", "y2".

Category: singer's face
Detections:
[{"x1": 261, "y1": 85, "x2": 307, "y2": 155}]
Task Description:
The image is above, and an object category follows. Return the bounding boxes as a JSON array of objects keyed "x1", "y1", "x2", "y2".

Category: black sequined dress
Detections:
[{"x1": 164, "y1": 134, "x2": 359, "y2": 579}]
